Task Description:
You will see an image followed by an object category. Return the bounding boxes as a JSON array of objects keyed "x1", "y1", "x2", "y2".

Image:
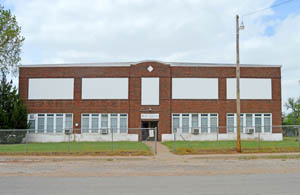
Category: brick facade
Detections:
[{"x1": 19, "y1": 61, "x2": 282, "y2": 140}]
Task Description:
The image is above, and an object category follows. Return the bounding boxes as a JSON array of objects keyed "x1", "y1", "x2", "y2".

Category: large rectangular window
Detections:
[
  {"x1": 172, "y1": 113, "x2": 218, "y2": 134},
  {"x1": 172, "y1": 78, "x2": 218, "y2": 99},
  {"x1": 81, "y1": 113, "x2": 128, "y2": 134},
  {"x1": 28, "y1": 78, "x2": 74, "y2": 100},
  {"x1": 28, "y1": 113, "x2": 73, "y2": 133},
  {"x1": 227, "y1": 78, "x2": 272, "y2": 99},
  {"x1": 141, "y1": 78, "x2": 159, "y2": 105},
  {"x1": 226, "y1": 113, "x2": 272, "y2": 133},
  {"x1": 82, "y1": 78, "x2": 128, "y2": 99}
]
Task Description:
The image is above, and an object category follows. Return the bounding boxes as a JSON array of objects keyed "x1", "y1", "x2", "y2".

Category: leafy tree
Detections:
[
  {"x1": 0, "y1": 72, "x2": 28, "y2": 144},
  {"x1": 284, "y1": 97, "x2": 300, "y2": 125},
  {"x1": 0, "y1": 5, "x2": 25, "y2": 75},
  {"x1": 282, "y1": 97, "x2": 300, "y2": 136}
]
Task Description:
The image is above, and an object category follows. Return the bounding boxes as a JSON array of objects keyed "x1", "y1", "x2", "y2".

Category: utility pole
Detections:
[{"x1": 236, "y1": 15, "x2": 242, "y2": 153}]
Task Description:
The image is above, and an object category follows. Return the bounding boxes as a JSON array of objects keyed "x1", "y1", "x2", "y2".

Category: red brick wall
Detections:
[{"x1": 19, "y1": 62, "x2": 282, "y2": 139}]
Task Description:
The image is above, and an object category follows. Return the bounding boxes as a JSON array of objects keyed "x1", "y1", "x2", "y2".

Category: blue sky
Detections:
[{"x1": 1, "y1": 0, "x2": 300, "y2": 112}]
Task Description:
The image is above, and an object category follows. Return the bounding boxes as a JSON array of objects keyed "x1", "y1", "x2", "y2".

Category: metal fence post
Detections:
[
  {"x1": 68, "y1": 132, "x2": 71, "y2": 153},
  {"x1": 111, "y1": 128, "x2": 114, "y2": 152},
  {"x1": 154, "y1": 127, "x2": 157, "y2": 155},
  {"x1": 258, "y1": 132, "x2": 261, "y2": 150},
  {"x1": 174, "y1": 132, "x2": 176, "y2": 153},
  {"x1": 216, "y1": 127, "x2": 219, "y2": 148},
  {"x1": 25, "y1": 129, "x2": 28, "y2": 153}
]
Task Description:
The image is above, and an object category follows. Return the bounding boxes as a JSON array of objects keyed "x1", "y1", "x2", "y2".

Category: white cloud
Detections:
[{"x1": 4, "y1": 0, "x2": 300, "y2": 111}]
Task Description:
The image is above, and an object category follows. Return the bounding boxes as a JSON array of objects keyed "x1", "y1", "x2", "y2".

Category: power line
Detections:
[{"x1": 242, "y1": 0, "x2": 298, "y2": 17}]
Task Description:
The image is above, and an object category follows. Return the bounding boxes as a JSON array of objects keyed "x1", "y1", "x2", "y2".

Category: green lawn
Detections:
[
  {"x1": 163, "y1": 137, "x2": 300, "y2": 154},
  {"x1": 0, "y1": 141, "x2": 152, "y2": 156}
]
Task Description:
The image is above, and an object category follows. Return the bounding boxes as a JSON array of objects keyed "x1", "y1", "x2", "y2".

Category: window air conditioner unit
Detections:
[
  {"x1": 191, "y1": 128, "x2": 200, "y2": 135},
  {"x1": 100, "y1": 128, "x2": 109, "y2": 134},
  {"x1": 246, "y1": 127, "x2": 254, "y2": 134},
  {"x1": 64, "y1": 129, "x2": 72, "y2": 135}
]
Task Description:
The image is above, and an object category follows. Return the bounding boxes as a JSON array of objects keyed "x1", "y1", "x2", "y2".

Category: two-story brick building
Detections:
[{"x1": 19, "y1": 61, "x2": 282, "y2": 141}]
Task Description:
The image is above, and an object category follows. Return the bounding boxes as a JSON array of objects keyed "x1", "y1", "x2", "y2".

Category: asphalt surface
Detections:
[{"x1": 1, "y1": 174, "x2": 300, "y2": 195}]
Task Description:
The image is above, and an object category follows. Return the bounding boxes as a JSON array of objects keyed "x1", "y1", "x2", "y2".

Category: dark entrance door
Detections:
[{"x1": 141, "y1": 121, "x2": 158, "y2": 141}]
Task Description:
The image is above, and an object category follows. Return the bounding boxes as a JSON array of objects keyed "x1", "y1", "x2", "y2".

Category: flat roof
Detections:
[{"x1": 19, "y1": 60, "x2": 282, "y2": 68}]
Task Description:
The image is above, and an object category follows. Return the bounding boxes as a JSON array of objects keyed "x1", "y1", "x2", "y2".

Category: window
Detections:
[
  {"x1": 172, "y1": 114, "x2": 180, "y2": 133},
  {"x1": 46, "y1": 114, "x2": 54, "y2": 133},
  {"x1": 65, "y1": 114, "x2": 73, "y2": 131},
  {"x1": 101, "y1": 114, "x2": 108, "y2": 130},
  {"x1": 82, "y1": 114, "x2": 89, "y2": 133},
  {"x1": 264, "y1": 114, "x2": 271, "y2": 133},
  {"x1": 172, "y1": 113, "x2": 219, "y2": 134},
  {"x1": 255, "y1": 114, "x2": 262, "y2": 133},
  {"x1": 192, "y1": 114, "x2": 198, "y2": 128},
  {"x1": 28, "y1": 114, "x2": 35, "y2": 133},
  {"x1": 227, "y1": 113, "x2": 271, "y2": 133},
  {"x1": 120, "y1": 114, "x2": 128, "y2": 133},
  {"x1": 37, "y1": 114, "x2": 45, "y2": 133},
  {"x1": 227, "y1": 114, "x2": 234, "y2": 133},
  {"x1": 56, "y1": 114, "x2": 63, "y2": 133},
  {"x1": 201, "y1": 114, "x2": 208, "y2": 133},
  {"x1": 111, "y1": 114, "x2": 118, "y2": 133},
  {"x1": 182, "y1": 114, "x2": 189, "y2": 133},
  {"x1": 246, "y1": 114, "x2": 252, "y2": 128},
  {"x1": 210, "y1": 114, "x2": 218, "y2": 133},
  {"x1": 28, "y1": 113, "x2": 73, "y2": 133},
  {"x1": 240, "y1": 114, "x2": 244, "y2": 133},
  {"x1": 91, "y1": 114, "x2": 99, "y2": 133}
]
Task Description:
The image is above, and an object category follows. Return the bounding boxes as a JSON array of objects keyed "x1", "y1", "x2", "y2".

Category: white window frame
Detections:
[
  {"x1": 226, "y1": 113, "x2": 272, "y2": 133},
  {"x1": 172, "y1": 113, "x2": 218, "y2": 134}
]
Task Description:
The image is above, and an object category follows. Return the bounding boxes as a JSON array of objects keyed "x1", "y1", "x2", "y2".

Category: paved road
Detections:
[{"x1": 1, "y1": 174, "x2": 300, "y2": 195}]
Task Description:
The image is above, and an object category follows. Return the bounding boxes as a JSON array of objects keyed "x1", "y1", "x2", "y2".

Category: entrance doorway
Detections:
[{"x1": 141, "y1": 121, "x2": 158, "y2": 141}]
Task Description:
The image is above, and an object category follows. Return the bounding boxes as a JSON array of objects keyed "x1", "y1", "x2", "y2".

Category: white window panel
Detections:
[
  {"x1": 141, "y1": 78, "x2": 159, "y2": 105},
  {"x1": 82, "y1": 78, "x2": 128, "y2": 99},
  {"x1": 110, "y1": 114, "x2": 118, "y2": 133},
  {"x1": 91, "y1": 114, "x2": 99, "y2": 133},
  {"x1": 56, "y1": 114, "x2": 63, "y2": 133},
  {"x1": 182, "y1": 114, "x2": 189, "y2": 133},
  {"x1": 120, "y1": 114, "x2": 128, "y2": 133},
  {"x1": 227, "y1": 78, "x2": 272, "y2": 99},
  {"x1": 101, "y1": 114, "x2": 108, "y2": 129},
  {"x1": 46, "y1": 114, "x2": 54, "y2": 133},
  {"x1": 28, "y1": 78, "x2": 74, "y2": 99},
  {"x1": 172, "y1": 78, "x2": 218, "y2": 99},
  {"x1": 201, "y1": 114, "x2": 208, "y2": 133},
  {"x1": 172, "y1": 114, "x2": 180, "y2": 133},
  {"x1": 37, "y1": 114, "x2": 45, "y2": 133}
]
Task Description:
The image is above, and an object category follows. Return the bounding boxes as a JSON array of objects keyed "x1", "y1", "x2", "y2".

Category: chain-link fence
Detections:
[
  {"x1": 168, "y1": 125, "x2": 300, "y2": 154},
  {"x1": 0, "y1": 127, "x2": 158, "y2": 155}
]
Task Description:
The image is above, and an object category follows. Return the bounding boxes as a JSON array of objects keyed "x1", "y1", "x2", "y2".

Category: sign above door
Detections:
[{"x1": 141, "y1": 113, "x2": 159, "y2": 120}]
